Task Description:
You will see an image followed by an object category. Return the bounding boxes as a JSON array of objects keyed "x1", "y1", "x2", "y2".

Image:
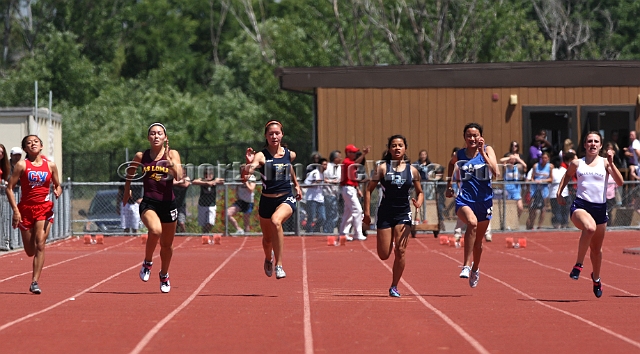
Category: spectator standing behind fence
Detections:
[
  {"x1": 446, "y1": 123, "x2": 498, "y2": 288},
  {"x1": 550, "y1": 156, "x2": 568, "y2": 229},
  {"x1": 557, "y1": 132, "x2": 624, "y2": 298},
  {"x1": 124, "y1": 123, "x2": 182, "y2": 293},
  {"x1": 529, "y1": 130, "x2": 553, "y2": 167},
  {"x1": 118, "y1": 178, "x2": 143, "y2": 234},
  {"x1": 324, "y1": 150, "x2": 342, "y2": 234},
  {"x1": 340, "y1": 144, "x2": 370, "y2": 241},
  {"x1": 304, "y1": 158, "x2": 327, "y2": 233},
  {"x1": 227, "y1": 174, "x2": 256, "y2": 234},
  {"x1": 172, "y1": 169, "x2": 191, "y2": 233},
  {"x1": 363, "y1": 134, "x2": 423, "y2": 298},
  {"x1": 624, "y1": 131, "x2": 640, "y2": 167},
  {"x1": 305, "y1": 152, "x2": 322, "y2": 178},
  {"x1": 414, "y1": 150, "x2": 433, "y2": 200},
  {"x1": 0, "y1": 145, "x2": 10, "y2": 250},
  {"x1": 6, "y1": 135, "x2": 62, "y2": 294},
  {"x1": 192, "y1": 168, "x2": 223, "y2": 235},
  {"x1": 500, "y1": 141, "x2": 527, "y2": 220},
  {"x1": 242, "y1": 120, "x2": 302, "y2": 280},
  {"x1": 526, "y1": 152, "x2": 553, "y2": 230}
]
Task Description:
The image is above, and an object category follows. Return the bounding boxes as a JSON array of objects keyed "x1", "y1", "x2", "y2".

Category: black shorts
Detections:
[
  {"x1": 233, "y1": 200, "x2": 254, "y2": 213},
  {"x1": 139, "y1": 197, "x2": 178, "y2": 223},
  {"x1": 259, "y1": 193, "x2": 296, "y2": 219},
  {"x1": 376, "y1": 206, "x2": 412, "y2": 229}
]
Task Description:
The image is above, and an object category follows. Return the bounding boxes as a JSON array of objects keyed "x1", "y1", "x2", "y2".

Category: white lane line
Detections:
[
  {"x1": 526, "y1": 239, "x2": 554, "y2": 253},
  {"x1": 0, "y1": 237, "x2": 193, "y2": 332},
  {"x1": 302, "y1": 237, "x2": 314, "y2": 354},
  {"x1": 416, "y1": 239, "x2": 640, "y2": 350},
  {"x1": 360, "y1": 242, "x2": 490, "y2": 354},
  {"x1": 494, "y1": 250, "x2": 638, "y2": 296},
  {"x1": 0, "y1": 237, "x2": 136, "y2": 283},
  {"x1": 130, "y1": 237, "x2": 248, "y2": 354}
]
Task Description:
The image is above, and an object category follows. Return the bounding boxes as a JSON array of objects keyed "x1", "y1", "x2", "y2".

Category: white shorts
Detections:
[
  {"x1": 121, "y1": 203, "x2": 141, "y2": 230},
  {"x1": 198, "y1": 205, "x2": 217, "y2": 226}
]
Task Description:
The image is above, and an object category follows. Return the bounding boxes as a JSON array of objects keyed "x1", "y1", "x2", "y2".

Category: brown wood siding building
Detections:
[{"x1": 277, "y1": 62, "x2": 640, "y2": 168}]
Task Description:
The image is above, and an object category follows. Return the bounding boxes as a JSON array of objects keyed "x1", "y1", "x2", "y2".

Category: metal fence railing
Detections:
[{"x1": 2, "y1": 180, "x2": 640, "y2": 252}]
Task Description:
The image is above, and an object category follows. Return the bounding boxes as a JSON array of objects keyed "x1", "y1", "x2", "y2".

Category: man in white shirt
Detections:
[
  {"x1": 304, "y1": 158, "x2": 327, "y2": 233},
  {"x1": 323, "y1": 151, "x2": 342, "y2": 233}
]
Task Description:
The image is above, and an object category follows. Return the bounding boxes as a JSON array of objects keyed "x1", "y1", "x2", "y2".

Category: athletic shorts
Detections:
[
  {"x1": 18, "y1": 201, "x2": 54, "y2": 230},
  {"x1": 121, "y1": 202, "x2": 141, "y2": 229},
  {"x1": 455, "y1": 198, "x2": 493, "y2": 222},
  {"x1": 570, "y1": 197, "x2": 608, "y2": 225},
  {"x1": 376, "y1": 206, "x2": 412, "y2": 229},
  {"x1": 139, "y1": 197, "x2": 178, "y2": 224},
  {"x1": 233, "y1": 200, "x2": 254, "y2": 213},
  {"x1": 504, "y1": 184, "x2": 521, "y2": 200},
  {"x1": 177, "y1": 205, "x2": 187, "y2": 224},
  {"x1": 259, "y1": 193, "x2": 297, "y2": 219},
  {"x1": 198, "y1": 205, "x2": 217, "y2": 226}
]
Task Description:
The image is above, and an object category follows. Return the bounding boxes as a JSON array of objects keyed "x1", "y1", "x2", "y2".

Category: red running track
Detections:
[{"x1": 0, "y1": 231, "x2": 639, "y2": 353}]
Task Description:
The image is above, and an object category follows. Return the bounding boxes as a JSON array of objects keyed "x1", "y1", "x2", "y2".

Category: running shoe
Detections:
[
  {"x1": 159, "y1": 272, "x2": 171, "y2": 293},
  {"x1": 354, "y1": 235, "x2": 367, "y2": 241},
  {"x1": 29, "y1": 281, "x2": 41, "y2": 294},
  {"x1": 484, "y1": 234, "x2": 492, "y2": 242},
  {"x1": 344, "y1": 235, "x2": 354, "y2": 242},
  {"x1": 569, "y1": 263, "x2": 583, "y2": 280},
  {"x1": 275, "y1": 265, "x2": 286, "y2": 279},
  {"x1": 469, "y1": 269, "x2": 480, "y2": 288},
  {"x1": 459, "y1": 265, "x2": 471, "y2": 279},
  {"x1": 592, "y1": 273, "x2": 602, "y2": 298},
  {"x1": 389, "y1": 286, "x2": 401, "y2": 298},
  {"x1": 139, "y1": 260, "x2": 152, "y2": 282},
  {"x1": 264, "y1": 258, "x2": 273, "y2": 277}
]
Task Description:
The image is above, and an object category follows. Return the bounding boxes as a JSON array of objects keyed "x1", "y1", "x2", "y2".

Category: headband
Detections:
[
  {"x1": 148, "y1": 123, "x2": 167, "y2": 134},
  {"x1": 264, "y1": 120, "x2": 282, "y2": 129}
]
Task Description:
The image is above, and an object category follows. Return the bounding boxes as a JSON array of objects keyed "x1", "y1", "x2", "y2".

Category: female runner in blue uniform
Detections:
[
  {"x1": 445, "y1": 123, "x2": 498, "y2": 288},
  {"x1": 363, "y1": 135, "x2": 423, "y2": 297},
  {"x1": 242, "y1": 121, "x2": 302, "y2": 279},
  {"x1": 556, "y1": 131, "x2": 623, "y2": 298},
  {"x1": 124, "y1": 123, "x2": 182, "y2": 293}
]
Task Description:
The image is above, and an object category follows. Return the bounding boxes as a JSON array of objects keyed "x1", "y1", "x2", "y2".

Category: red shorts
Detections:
[{"x1": 18, "y1": 201, "x2": 54, "y2": 230}]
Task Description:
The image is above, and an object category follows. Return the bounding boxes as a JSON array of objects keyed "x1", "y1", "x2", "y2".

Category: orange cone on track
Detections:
[
  {"x1": 202, "y1": 236, "x2": 210, "y2": 244},
  {"x1": 439, "y1": 235, "x2": 448, "y2": 245},
  {"x1": 84, "y1": 235, "x2": 91, "y2": 244},
  {"x1": 213, "y1": 235, "x2": 222, "y2": 245},
  {"x1": 518, "y1": 238, "x2": 527, "y2": 248},
  {"x1": 96, "y1": 235, "x2": 104, "y2": 244},
  {"x1": 506, "y1": 237, "x2": 514, "y2": 248},
  {"x1": 327, "y1": 236, "x2": 336, "y2": 246},
  {"x1": 339, "y1": 236, "x2": 347, "y2": 245}
]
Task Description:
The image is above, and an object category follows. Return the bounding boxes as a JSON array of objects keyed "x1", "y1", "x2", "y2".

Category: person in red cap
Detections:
[{"x1": 340, "y1": 143, "x2": 370, "y2": 241}]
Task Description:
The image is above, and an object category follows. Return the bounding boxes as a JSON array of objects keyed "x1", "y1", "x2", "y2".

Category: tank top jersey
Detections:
[
  {"x1": 378, "y1": 161, "x2": 413, "y2": 214},
  {"x1": 19, "y1": 157, "x2": 52, "y2": 206},
  {"x1": 530, "y1": 161, "x2": 551, "y2": 195},
  {"x1": 575, "y1": 157, "x2": 607, "y2": 204},
  {"x1": 259, "y1": 147, "x2": 292, "y2": 194},
  {"x1": 455, "y1": 148, "x2": 493, "y2": 203},
  {"x1": 141, "y1": 150, "x2": 174, "y2": 202}
]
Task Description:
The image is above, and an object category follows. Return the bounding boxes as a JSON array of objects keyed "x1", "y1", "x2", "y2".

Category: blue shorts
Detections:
[
  {"x1": 376, "y1": 206, "x2": 412, "y2": 229},
  {"x1": 504, "y1": 184, "x2": 521, "y2": 200},
  {"x1": 570, "y1": 197, "x2": 608, "y2": 225},
  {"x1": 455, "y1": 198, "x2": 493, "y2": 222},
  {"x1": 233, "y1": 200, "x2": 254, "y2": 213},
  {"x1": 259, "y1": 193, "x2": 296, "y2": 219}
]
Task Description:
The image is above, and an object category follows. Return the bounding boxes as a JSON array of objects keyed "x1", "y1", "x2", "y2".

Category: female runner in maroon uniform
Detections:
[
  {"x1": 124, "y1": 123, "x2": 182, "y2": 293},
  {"x1": 6, "y1": 135, "x2": 62, "y2": 294}
]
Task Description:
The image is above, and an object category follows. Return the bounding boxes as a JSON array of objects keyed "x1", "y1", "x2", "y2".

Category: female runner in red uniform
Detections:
[
  {"x1": 242, "y1": 121, "x2": 302, "y2": 279},
  {"x1": 124, "y1": 123, "x2": 182, "y2": 293},
  {"x1": 6, "y1": 135, "x2": 62, "y2": 294}
]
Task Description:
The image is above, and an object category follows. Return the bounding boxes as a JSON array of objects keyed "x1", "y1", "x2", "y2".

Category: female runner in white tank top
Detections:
[{"x1": 556, "y1": 132, "x2": 623, "y2": 298}]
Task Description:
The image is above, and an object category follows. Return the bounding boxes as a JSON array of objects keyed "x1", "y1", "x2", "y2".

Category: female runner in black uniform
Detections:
[
  {"x1": 124, "y1": 123, "x2": 182, "y2": 293},
  {"x1": 242, "y1": 121, "x2": 302, "y2": 279},
  {"x1": 363, "y1": 135, "x2": 423, "y2": 297}
]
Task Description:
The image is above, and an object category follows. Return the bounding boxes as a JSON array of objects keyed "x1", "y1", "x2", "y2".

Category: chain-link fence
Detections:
[
  {"x1": 3, "y1": 180, "x2": 640, "y2": 252},
  {"x1": 0, "y1": 183, "x2": 72, "y2": 251}
]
